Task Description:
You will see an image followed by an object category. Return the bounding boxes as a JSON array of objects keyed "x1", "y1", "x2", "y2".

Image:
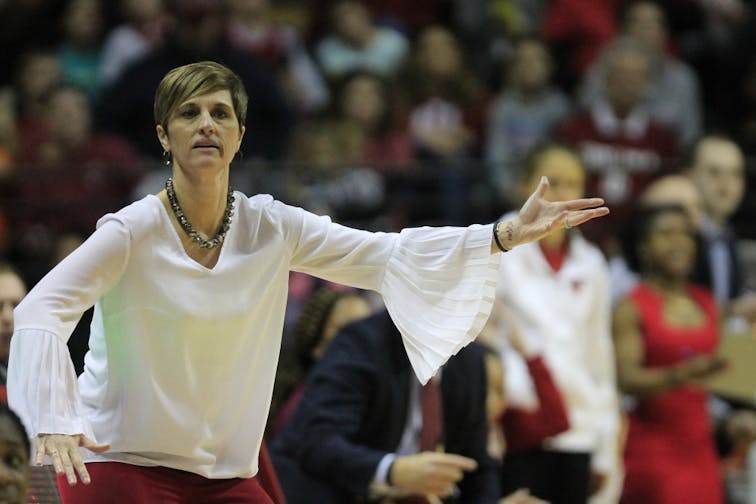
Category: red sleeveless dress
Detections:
[{"x1": 621, "y1": 283, "x2": 724, "y2": 503}]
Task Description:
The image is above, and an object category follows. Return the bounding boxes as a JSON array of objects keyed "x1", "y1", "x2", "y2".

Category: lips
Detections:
[{"x1": 192, "y1": 140, "x2": 220, "y2": 149}]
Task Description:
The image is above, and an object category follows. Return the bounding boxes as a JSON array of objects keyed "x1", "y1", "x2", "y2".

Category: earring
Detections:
[{"x1": 162, "y1": 150, "x2": 172, "y2": 166}]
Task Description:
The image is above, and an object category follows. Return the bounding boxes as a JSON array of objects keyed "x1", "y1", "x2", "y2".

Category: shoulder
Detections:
[
  {"x1": 236, "y1": 193, "x2": 306, "y2": 225},
  {"x1": 96, "y1": 194, "x2": 163, "y2": 241}
]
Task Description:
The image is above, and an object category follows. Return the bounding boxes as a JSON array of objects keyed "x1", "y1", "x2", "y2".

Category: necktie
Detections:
[{"x1": 419, "y1": 377, "x2": 443, "y2": 452}]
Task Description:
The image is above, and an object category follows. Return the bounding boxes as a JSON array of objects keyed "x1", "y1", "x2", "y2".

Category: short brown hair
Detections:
[{"x1": 153, "y1": 61, "x2": 248, "y2": 131}]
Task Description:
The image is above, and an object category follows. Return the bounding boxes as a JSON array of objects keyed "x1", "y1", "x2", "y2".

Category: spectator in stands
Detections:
[
  {"x1": 0, "y1": 263, "x2": 25, "y2": 386},
  {"x1": 558, "y1": 36, "x2": 679, "y2": 252},
  {"x1": 477, "y1": 304, "x2": 570, "y2": 464},
  {"x1": 57, "y1": 0, "x2": 105, "y2": 102},
  {"x1": 227, "y1": 0, "x2": 329, "y2": 115},
  {"x1": 315, "y1": 0, "x2": 409, "y2": 81},
  {"x1": 0, "y1": 403, "x2": 31, "y2": 504},
  {"x1": 0, "y1": 0, "x2": 66, "y2": 87},
  {"x1": 494, "y1": 144, "x2": 621, "y2": 504},
  {"x1": 686, "y1": 134, "x2": 756, "y2": 328},
  {"x1": 11, "y1": 85, "x2": 142, "y2": 283},
  {"x1": 579, "y1": 1, "x2": 703, "y2": 147},
  {"x1": 486, "y1": 38, "x2": 571, "y2": 204},
  {"x1": 614, "y1": 204, "x2": 727, "y2": 503},
  {"x1": 97, "y1": 0, "x2": 294, "y2": 160},
  {"x1": 0, "y1": 88, "x2": 17, "y2": 176},
  {"x1": 333, "y1": 71, "x2": 411, "y2": 166},
  {"x1": 608, "y1": 173, "x2": 705, "y2": 305},
  {"x1": 100, "y1": 0, "x2": 168, "y2": 87},
  {"x1": 540, "y1": 0, "x2": 616, "y2": 91},
  {"x1": 13, "y1": 50, "x2": 62, "y2": 167},
  {"x1": 285, "y1": 118, "x2": 384, "y2": 221},
  {"x1": 271, "y1": 310, "x2": 502, "y2": 504},
  {"x1": 268, "y1": 287, "x2": 372, "y2": 437},
  {"x1": 406, "y1": 25, "x2": 485, "y2": 161}
]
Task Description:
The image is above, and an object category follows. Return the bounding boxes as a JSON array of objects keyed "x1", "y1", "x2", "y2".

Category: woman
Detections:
[
  {"x1": 493, "y1": 144, "x2": 620, "y2": 504},
  {"x1": 8, "y1": 61, "x2": 607, "y2": 503},
  {"x1": 615, "y1": 204, "x2": 726, "y2": 503},
  {"x1": 0, "y1": 403, "x2": 30, "y2": 504}
]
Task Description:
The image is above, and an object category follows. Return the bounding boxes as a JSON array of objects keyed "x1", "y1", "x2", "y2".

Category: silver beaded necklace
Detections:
[{"x1": 165, "y1": 177, "x2": 235, "y2": 249}]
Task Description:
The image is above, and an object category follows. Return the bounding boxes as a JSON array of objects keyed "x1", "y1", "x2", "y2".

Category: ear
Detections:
[
  {"x1": 237, "y1": 125, "x2": 246, "y2": 149},
  {"x1": 156, "y1": 124, "x2": 170, "y2": 152}
]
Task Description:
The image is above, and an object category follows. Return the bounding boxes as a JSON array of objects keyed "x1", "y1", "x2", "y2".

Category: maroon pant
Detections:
[{"x1": 57, "y1": 462, "x2": 274, "y2": 504}]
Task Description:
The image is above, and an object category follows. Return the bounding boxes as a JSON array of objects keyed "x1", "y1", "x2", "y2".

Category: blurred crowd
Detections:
[{"x1": 0, "y1": 0, "x2": 756, "y2": 503}]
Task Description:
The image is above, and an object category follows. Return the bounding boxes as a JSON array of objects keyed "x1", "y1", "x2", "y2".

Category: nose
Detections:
[{"x1": 198, "y1": 110, "x2": 216, "y2": 135}]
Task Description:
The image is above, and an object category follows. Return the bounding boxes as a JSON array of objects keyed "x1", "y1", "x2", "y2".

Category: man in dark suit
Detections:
[{"x1": 271, "y1": 309, "x2": 500, "y2": 504}]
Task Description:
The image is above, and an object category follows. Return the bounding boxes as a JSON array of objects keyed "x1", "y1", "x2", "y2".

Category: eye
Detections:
[
  {"x1": 5, "y1": 453, "x2": 23, "y2": 470},
  {"x1": 180, "y1": 108, "x2": 198, "y2": 119},
  {"x1": 212, "y1": 108, "x2": 229, "y2": 119}
]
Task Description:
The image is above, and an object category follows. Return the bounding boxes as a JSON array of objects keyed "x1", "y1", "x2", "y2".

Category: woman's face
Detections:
[
  {"x1": 640, "y1": 211, "x2": 696, "y2": 279},
  {"x1": 484, "y1": 353, "x2": 506, "y2": 422},
  {"x1": 341, "y1": 76, "x2": 384, "y2": 129},
  {"x1": 157, "y1": 89, "x2": 245, "y2": 174},
  {"x1": 0, "y1": 417, "x2": 29, "y2": 504},
  {"x1": 522, "y1": 149, "x2": 585, "y2": 203}
]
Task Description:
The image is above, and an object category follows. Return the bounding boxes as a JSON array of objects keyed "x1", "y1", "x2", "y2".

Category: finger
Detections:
[
  {"x1": 35, "y1": 439, "x2": 47, "y2": 466},
  {"x1": 432, "y1": 453, "x2": 478, "y2": 471},
  {"x1": 566, "y1": 207, "x2": 610, "y2": 227},
  {"x1": 50, "y1": 448, "x2": 64, "y2": 476},
  {"x1": 71, "y1": 452, "x2": 91, "y2": 485},
  {"x1": 80, "y1": 435, "x2": 110, "y2": 454},
  {"x1": 59, "y1": 448, "x2": 78, "y2": 486},
  {"x1": 560, "y1": 197, "x2": 606, "y2": 211},
  {"x1": 535, "y1": 176, "x2": 549, "y2": 198}
]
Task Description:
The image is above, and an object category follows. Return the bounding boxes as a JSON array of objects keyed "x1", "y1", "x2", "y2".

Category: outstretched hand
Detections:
[{"x1": 494, "y1": 176, "x2": 609, "y2": 252}]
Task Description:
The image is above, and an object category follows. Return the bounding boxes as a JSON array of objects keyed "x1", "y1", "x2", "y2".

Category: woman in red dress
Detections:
[{"x1": 614, "y1": 204, "x2": 727, "y2": 503}]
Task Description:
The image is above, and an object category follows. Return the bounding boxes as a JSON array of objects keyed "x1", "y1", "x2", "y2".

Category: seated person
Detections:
[{"x1": 271, "y1": 309, "x2": 500, "y2": 503}]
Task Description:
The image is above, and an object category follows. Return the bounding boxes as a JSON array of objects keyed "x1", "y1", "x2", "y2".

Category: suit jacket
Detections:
[
  {"x1": 271, "y1": 310, "x2": 499, "y2": 504},
  {"x1": 691, "y1": 227, "x2": 746, "y2": 302}
]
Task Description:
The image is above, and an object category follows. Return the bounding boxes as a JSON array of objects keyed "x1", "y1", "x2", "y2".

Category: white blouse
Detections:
[
  {"x1": 495, "y1": 232, "x2": 619, "y2": 475},
  {"x1": 9, "y1": 193, "x2": 499, "y2": 478}
]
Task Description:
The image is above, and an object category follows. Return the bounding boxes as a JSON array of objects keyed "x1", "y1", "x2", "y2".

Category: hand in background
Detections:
[
  {"x1": 499, "y1": 488, "x2": 550, "y2": 503},
  {"x1": 389, "y1": 452, "x2": 477, "y2": 498}
]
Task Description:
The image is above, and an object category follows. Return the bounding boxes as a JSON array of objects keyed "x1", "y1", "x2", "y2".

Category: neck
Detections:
[
  {"x1": 645, "y1": 273, "x2": 687, "y2": 295},
  {"x1": 539, "y1": 229, "x2": 566, "y2": 250},
  {"x1": 170, "y1": 168, "x2": 230, "y2": 238}
]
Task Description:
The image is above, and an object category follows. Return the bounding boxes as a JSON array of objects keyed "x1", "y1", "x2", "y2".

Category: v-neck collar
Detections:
[{"x1": 150, "y1": 193, "x2": 237, "y2": 273}]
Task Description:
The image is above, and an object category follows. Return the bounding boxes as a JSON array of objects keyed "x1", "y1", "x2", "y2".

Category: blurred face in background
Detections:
[
  {"x1": 0, "y1": 414, "x2": 29, "y2": 504},
  {"x1": 309, "y1": 295, "x2": 371, "y2": 361},
  {"x1": 689, "y1": 138, "x2": 745, "y2": 223},
  {"x1": 639, "y1": 175, "x2": 705, "y2": 232},
  {"x1": 415, "y1": 26, "x2": 462, "y2": 78},
  {"x1": 333, "y1": 1, "x2": 372, "y2": 46},
  {"x1": 48, "y1": 88, "x2": 92, "y2": 150},
  {"x1": 605, "y1": 48, "x2": 651, "y2": 117},
  {"x1": 625, "y1": 1, "x2": 667, "y2": 50},
  {"x1": 123, "y1": 0, "x2": 164, "y2": 23},
  {"x1": 521, "y1": 148, "x2": 586, "y2": 204},
  {"x1": 63, "y1": 0, "x2": 103, "y2": 49},
  {"x1": 340, "y1": 74, "x2": 386, "y2": 132},
  {"x1": 509, "y1": 40, "x2": 552, "y2": 94},
  {"x1": 484, "y1": 353, "x2": 507, "y2": 423},
  {"x1": 0, "y1": 271, "x2": 26, "y2": 368},
  {"x1": 639, "y1": 209, "x2": 696, "y2": 280},
  {"x1": 16, "y1": 52, "x2": 60, "y2": 107}
]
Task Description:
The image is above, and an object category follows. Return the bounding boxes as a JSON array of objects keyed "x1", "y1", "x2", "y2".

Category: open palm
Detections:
[{"x1": 507, "y1": 176, "x2": 609, "y2": 248}]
